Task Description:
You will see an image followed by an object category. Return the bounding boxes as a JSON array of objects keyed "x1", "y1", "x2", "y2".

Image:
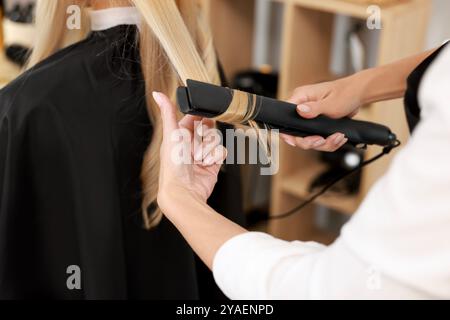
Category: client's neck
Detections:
[{"x1": 91, "y1": 0, "x2": 132, "y2": 10}]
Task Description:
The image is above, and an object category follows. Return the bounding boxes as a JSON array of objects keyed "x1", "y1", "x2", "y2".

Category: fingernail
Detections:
[
  {"x1": 204, "y1": 155, "x2": 215, "y2": 166},
  {"x1": 313, "y1": 138, "x2": 326, "y2": 147},
  {"x1": 196, "y1": 123, "x2": 206, "y2": 137},
  {"x1": 334, "y1": 134, "x2": 345, "y2": 145},
  {"x1": 341, "y1": 138, "x2": 349, "y2": 145},
  {"x1": 194, "y1": 146, "x2": 203, "y2": 161},
  {"x1": 297, "y1": 104, "x2": 311, "y2": 113},
  {"x1": 285, "y1": 139, "x2": 296, "y2": 147},
  {"x1": 152, "y1": 91, "x2": 163, "y2": 105}
]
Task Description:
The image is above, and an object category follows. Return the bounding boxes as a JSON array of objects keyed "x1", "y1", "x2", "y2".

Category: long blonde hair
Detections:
[{"x1": 28, "y1": 0, "x2": 220, "y2": 228}]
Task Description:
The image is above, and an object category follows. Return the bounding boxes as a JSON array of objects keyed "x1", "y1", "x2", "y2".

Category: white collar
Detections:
[{"x1": 90, "y1": 7, "x2": 140, "y2": 31}]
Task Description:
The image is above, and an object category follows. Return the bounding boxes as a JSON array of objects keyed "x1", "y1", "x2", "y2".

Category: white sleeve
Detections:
[
  {"x1": 213, "y1": 232, "x2": 424, "y2": 299},
  {"x1": 212, "y1": 232, "x2": 327, "y2": 299},
  {"x1": 213, "y1": 46, "x2": 450, "y2": 300},
  {"x1": 341, "y1": 44, "x2": 450, "y2": 298}
]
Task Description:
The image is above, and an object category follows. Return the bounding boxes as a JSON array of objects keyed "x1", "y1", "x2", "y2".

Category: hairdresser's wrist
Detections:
[
  {"x1": 345, "y1": 69, "x2": 377, "y2": 106},
  {"x1": 158, "y1": 185, "x2": 208, "y2": 218},
  {"x1": 353, "y1": 65, "x2": 406, "y2": 105}
]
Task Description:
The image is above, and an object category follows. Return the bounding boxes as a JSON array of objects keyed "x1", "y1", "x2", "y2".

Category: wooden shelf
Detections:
[
  {"x1": 251, "y1": 219, "x2": 338, "y2": 244},
  {"x1": 204, "y1": 0, "x2": 256, "y2": 80},
  {"x1": 277, "y1": 0, "x2": 413, "y2": 19},
  {"x1": 280, "y1": 158, "x2": 360, "y2": 214}
]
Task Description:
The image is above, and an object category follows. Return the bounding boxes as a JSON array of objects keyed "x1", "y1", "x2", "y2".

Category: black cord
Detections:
[{"x1": 268, "y1": 140, "x2": 401, "y2": 221}]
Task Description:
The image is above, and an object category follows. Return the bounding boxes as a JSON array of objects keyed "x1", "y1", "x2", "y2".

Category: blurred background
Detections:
[{"x1": 1, "y1": 0, "x2": 449, "y2": 243}]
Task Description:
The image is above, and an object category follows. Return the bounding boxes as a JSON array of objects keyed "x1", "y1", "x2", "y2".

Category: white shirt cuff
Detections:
[{"x1": 212, "y1": 232, "x2": 324, "y2": 299}]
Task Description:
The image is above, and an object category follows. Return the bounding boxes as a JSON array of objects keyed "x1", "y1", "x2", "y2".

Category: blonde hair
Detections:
[{"x1": 28, "y1": 0, "x2": 220, "y2": 228}]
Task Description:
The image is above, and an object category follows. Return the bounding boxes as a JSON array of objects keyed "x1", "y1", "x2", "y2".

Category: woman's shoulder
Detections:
[
  {"x1": 0, "y1": 32, "x2": 147, "y2": 137},
  {"x1": 0, "y1": 40, "x2": 97, "y2": 117},
  {"x1": 2, "y1": 42, "x2": 144, "y2": 120}
]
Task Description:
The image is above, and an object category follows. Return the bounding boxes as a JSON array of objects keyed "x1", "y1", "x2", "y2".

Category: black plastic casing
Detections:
[{"x1": 177, "y1": 79, "x2": 397, "y2": 147}]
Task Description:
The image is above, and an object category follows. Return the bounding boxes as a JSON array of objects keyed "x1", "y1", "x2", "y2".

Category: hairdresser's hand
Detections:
[
  {"x1": 153, "y1": 92, "x2": 227, "y2": 212},
  {"x1": 281, "y1": 76, "x2": 363, "y2": 152}
]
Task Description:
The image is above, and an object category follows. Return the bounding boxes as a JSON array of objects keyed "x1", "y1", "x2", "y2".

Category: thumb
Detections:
[
  {"x1": 296, "y1": 101, "x2": 324, "y2": 119},
  {"x1": 153, "y1": 92, "x2": 179, "y2": 137}
]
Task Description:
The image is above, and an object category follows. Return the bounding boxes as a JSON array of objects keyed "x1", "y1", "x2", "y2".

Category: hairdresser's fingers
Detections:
[
  {"x1": 293, "y1": 136, "x2": 327, "y2": 150},
  {"x1": 153, "y1": 92, "x2": 179, "y2": 137},
  {"x1": 179, "y1": 115, "x2": 203, "y2": 131},
  {"x1": 202, "y1": 145, "x2": 227, "y2": 168},
  {"x1": 297, "y1": 96, "x2": 352, "y2": 120},
  {"x1": 280, "y1": 133, "x2": 323, "y2": 150},
  {"x1": 191, "y1": 123, "x2": 217, "y2": 158},
  {"x1": 296, "y1": 100, "x2": 331, "y2": 119},
  {"x1": 279, "y1": 133, "x2": 291, "y2": 140},
  {"x1": 338, "y1": 138, "x2": 349, "y2": 150},
  {"x1": 287, "y1": 86, "x2": 311, "y2": 105},
  {"x1": 195, "y1": 121, "x2": 217, "y2": 138},
  {"x1": 283, "y1": 135, "x2": 320, "y2": 149},
  {"x1": 280, "y1": 134, "x2": 299, "y2": 148},
  {"x1": 282, "y1": 132, "x2": 347, "y2": 152},
  {"x1": 318, "y1": 136, "x2": 348, "y2": 152},
  {"x1": 280, "y1": 134, "x2": 306, "y2": 148},
  {"x1": 179, "y1": 115, "x2": 215, "y2": 132},
  {"x1": 194, "y1": 131, "x2": 222, "y2": 162},
  {"x1": 201, "y1": 118, "x2": 215, "y2": 130},
  {"x1": 188, "y1": 117, "x2": 215, "y2": 136},
  {"x1": 280, "y1": 133, "x2": 299, "y2": 147},
  {"x1": 180, "y1": 116, "x2": 213, "y2": 155},
  {"x1": 314, "y1": 133, "x2": 348, "y2": 152},
  {"x1": 201, "y1": 147, "x2": 227, "y2": 189}
]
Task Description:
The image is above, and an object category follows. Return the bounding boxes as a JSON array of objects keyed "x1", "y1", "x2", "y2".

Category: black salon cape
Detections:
[{"x1": 0, "y1": 26, "x2": 243, "y2": 299}]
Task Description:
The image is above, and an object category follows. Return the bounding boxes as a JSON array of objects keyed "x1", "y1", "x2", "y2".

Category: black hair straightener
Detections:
[
  {"x1": 177, "y1": 79, "x2": 401, "y2": 219},
  {"x1": 177, "y1": 79, "x2": 398, "y2": 148}
]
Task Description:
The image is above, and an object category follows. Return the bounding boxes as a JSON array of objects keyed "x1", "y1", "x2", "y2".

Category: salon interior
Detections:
[{"x1": 0, "y1": 0, "x2": 449, "y2": 250}]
